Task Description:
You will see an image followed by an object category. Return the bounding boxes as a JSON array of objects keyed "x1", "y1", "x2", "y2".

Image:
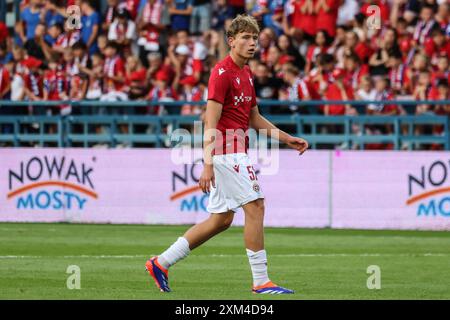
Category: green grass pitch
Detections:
[{"x1": 0, "y1": 223, "x2": 449, "y2": 299}]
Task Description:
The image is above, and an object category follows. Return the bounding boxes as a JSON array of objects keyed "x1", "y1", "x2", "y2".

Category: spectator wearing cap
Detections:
[
  {"x1": 168, "y1": 43, "x2": 202, "y2": 90},
  {"x1": 80, "y1": 0, "x2": 100, "y2": 55},
  {"x1": 16, "y1": 0, "x2": 45, "y2": 46},
  {"x1": 168, "y1": 0, "x2": 193, "y2": 32},
  {"x1": 100, "y1": 41, "x2": 127, "y2": 102},
  {"x1": 137, "y1": 0, "x2": 164, "y2": 63},
  {"x1": 22, "y1": 56, "x2": 44, "y2": 105},
  {"x1": 108, "y1": 8, "x2": 136, "y2": 54},
  {"x1": 127, "y1": 69, "x2": 148, "y2": 101},
  {"x1": 146, "y1": 69, "x2": 178, "y2": 116}
]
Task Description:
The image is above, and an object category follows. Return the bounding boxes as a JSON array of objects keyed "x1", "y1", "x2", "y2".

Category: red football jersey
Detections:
[{"x1": 207, "y1": 55, "x2": 257, "y2": 155}]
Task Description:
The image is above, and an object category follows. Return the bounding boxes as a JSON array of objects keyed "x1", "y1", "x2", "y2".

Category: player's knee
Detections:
[
  {"x1": 218, "y1": 215, "x2": 234, "y2": 231},
  {"x1": 252, "y1": 199, "x2": 265, "y2": 214}
]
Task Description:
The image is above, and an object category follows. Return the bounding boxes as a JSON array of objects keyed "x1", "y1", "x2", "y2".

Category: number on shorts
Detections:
[{"x1": 247, "y1": 166, "x2": 257, "y2": 181}]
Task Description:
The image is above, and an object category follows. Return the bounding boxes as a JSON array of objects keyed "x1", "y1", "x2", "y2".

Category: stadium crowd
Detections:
[{"x1": 0, "y1": 0, "x2": 449, "y2": 149}]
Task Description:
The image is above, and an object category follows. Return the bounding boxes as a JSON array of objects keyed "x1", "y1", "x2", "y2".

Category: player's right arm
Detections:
[{"x1": 199, "y1": 99, "x2": 223, "y2": 193}]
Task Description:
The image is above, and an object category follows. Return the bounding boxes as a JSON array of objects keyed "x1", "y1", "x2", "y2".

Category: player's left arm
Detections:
[{"x1": 249, "y1": 106, "x2": 309, "y2": 155}]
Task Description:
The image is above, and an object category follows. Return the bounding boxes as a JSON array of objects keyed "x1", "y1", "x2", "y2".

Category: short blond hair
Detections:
[{"x1": 226, "y1": 14, "x2": 260, "y2": 38}]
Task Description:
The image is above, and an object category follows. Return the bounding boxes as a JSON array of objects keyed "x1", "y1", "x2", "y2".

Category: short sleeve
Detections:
[
  {"x1": 20, "y1": 9, "x2": 28, "y2": 21},
  {"x1": 92, "y1": 12, "x2": 100, "y2": 25},
  {"x1": 207, "y1": 68, "x2": 229, "y2": 105}
]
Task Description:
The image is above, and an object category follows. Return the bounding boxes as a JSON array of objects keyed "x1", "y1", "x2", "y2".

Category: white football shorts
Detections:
[{"x1": 206, "y1": 153, "x2": 264, "y2": 213}]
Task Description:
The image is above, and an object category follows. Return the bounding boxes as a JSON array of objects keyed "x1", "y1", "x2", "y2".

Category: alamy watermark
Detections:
[
  {"x1": 366, "y1": 265, "x2": 381, "y2": 289},
  {"x1": 66, "y1": 265, "x2": 81, "y2": 290}
]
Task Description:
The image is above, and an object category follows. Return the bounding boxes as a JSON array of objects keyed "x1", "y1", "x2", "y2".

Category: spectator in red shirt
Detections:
[
  {"x1": 107, "y1": 7, "x2": 137, "y2": 55},
  {"x1": 43, "y1": 54, "x2": 68, "y2": 108},
  {"x1": 305, "y1": 29, "x2": 331, "y2": 73},
  {"x1": 430, "y1": 78, "x2": 450, "y2": 117},
  {"x1": 314, "y1": 0, "x2": 339, "y2": 38},
  {"x1": 169, "y1": 44, "x2": 202, "y2": 90},
  {"x1": 431, "y1": 55, "x2": 450, "y2": 87},
  {"x1": 137, "y1": 0, "x2": 164, "y2": 63},
  {"x1": 324, "y1": 68, "x2": 355, "y2": 116},
  {"x1": 147, "y1": 51, "x2": 175, "y2": 86},
  {"x1": 0, "y1": 62, "x2": 11, "y2": 100},
  {"x1": 23, "y1": 56, "x2": 44, "y2": 103},
  {"x1": 287, "y1": 0, "x2": 317, "y2": 39},
  {"x1": 81, "y1": 52, "x2": 104, "y2": 101},
  {"x1": 387, "y1": 48, "x2": 409, "y2": 95},
  {"x1": 100, "y1": 41, "x2": 127, "y2": 102},
  {"x1": 146, "y1": 69, "x2": 178, "y2": 116},
  {"x1": 425, "y1": 28, "x2": 450, "y2": 67},
  {"x1": 0, "y1": 21, "x2": 8, "y2": 44},
  {"x1": 343, "y1": 52, "x2": 369, "y2": 91}
]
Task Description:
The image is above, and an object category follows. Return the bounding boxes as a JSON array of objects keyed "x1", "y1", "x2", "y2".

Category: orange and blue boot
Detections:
[
  {"x1": 252, "y1": 281, "x2": 294, "y2": 294},
  {"x1": 145, "y1": 257, "x2": 170, "y2": 292}
]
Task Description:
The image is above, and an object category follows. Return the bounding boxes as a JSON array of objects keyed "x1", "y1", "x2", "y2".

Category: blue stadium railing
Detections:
[{"x1": 0, "y1": 99, "x2": 449, "y2": 150}]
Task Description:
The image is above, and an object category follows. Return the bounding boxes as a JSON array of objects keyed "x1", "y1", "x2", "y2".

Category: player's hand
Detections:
[
  {"x1": 199, "y1": 165, "x2": 215, "y2": 193},
  {"x1": 286, "y1": 136, "x2": 309, "y2": 155}
]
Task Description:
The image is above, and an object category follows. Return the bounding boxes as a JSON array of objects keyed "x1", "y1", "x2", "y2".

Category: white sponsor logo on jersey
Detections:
[
  {"x1": 249, "y1": 77, "x2": 253, "y2": 86},
  {"x1": 218, "y1": 68, "x2": 225, "y2": 75},
  {"x1": 236, "y1": 77, "x2": 240, "y2": 85}
]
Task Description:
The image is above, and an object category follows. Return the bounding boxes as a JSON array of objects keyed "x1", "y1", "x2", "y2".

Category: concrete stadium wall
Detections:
[{"x1": 1, "y1": 148, "x2": 449, "y2": 230}]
